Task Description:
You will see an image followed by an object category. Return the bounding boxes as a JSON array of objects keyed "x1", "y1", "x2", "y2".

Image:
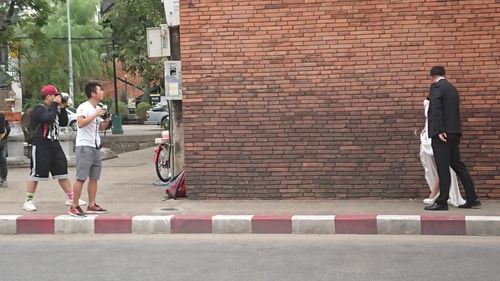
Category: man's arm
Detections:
[
  {"x1": 32, "y1": 103, "x2": 58, "y2": 123},
  {"x1": 77, "y1": 108, "x2": 106, "y2": 129},
  {"x1": 428, "y1": 85, "x2": 444, "y2": 134}
]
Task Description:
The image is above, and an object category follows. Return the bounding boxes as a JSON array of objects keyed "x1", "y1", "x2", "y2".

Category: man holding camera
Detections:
[
  {"x1": 23, "y1": 84, "x2": 87, "y2": 211},
  {"x1": 69, "y1": 82, "x2": 111, "y2": 217}
]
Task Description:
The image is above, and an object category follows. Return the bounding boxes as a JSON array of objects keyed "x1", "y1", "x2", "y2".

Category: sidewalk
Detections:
[{"x1": 1, "y1": 146, "x2": 500, "y2": 235}]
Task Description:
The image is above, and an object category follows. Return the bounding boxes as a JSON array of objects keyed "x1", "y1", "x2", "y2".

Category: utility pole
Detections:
[
  {"x1": 111, "y1": 38, "x2": 123, "y2": 134},
  {"x1": 169, "y1": 26, "x2": 184, "y2": 175},
  {"x1": 66, "y1": 0, "x2": 74, "y2": 100}
]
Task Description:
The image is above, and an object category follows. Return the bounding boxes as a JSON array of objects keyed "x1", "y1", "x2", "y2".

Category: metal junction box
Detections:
[
  {"x1": 146, "y1": 24, "x2": 171, "y2": 58},
  {"x1": 163, "y1": 60, "x2": 182, "y2": 101},
  {"x1": 163, "y1": 0, "x2": 180, "y2": 27}
]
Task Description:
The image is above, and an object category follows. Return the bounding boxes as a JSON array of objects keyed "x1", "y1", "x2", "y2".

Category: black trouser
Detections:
[
  {"x1": 0, "y1": 145, "x2": 7, "y2": 180},
  {"x1": 431, "y1": 134, "x2": 478, "y2": 205}
]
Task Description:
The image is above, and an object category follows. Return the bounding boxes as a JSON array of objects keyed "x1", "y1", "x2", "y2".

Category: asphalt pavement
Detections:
[{"x1": 1, "y1": 235, "x2": 500, "y2": 281}]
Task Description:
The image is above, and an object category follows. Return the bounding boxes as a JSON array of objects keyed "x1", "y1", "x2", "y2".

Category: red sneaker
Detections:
[
  {"x1": 68, "y1": 206, "x2": 86, "y2": 217},
  {"x1": 86, "y1": 204, "x2": 108, "y2": 214}
]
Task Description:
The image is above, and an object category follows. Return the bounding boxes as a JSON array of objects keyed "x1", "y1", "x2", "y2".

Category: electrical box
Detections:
[
  {"x1": 146, "y1": 25, "x2": 170, "y2": 58},
  {"x1": 163, "y1": 0, "x2": 180, "y2": 26},
  {"x1": 164, "y1": 60, "x2": 182, "y2": 101}
]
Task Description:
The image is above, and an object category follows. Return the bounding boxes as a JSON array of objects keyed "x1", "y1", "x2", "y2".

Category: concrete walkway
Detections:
[{"x1": 1, "y1": 138, "x2": 500, "y2": 235}]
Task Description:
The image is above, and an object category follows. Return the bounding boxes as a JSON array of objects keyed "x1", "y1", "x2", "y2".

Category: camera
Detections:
[
  {"x1": 99, "y1": 103, "x2": 111, "y2": 120},
  {"x1": 61, "y1": 94, "x2": 69, "y2": 103},
  {"x1": 60, "y1": 92, "x2": 73, "y2": 107}
]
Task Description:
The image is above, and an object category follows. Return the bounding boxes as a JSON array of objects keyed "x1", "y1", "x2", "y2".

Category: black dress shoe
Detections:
[
  {"x1": 458, "y1": 199, "x2": 481, "y2": 209},
  {"x1": 424, "y1": 202, "x2": 448, "y2": 211}
]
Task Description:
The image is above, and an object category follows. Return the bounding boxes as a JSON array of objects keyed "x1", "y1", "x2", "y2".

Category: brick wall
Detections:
[{"x1": 181, "y1": 0, "x2": 500, "y2": 199}]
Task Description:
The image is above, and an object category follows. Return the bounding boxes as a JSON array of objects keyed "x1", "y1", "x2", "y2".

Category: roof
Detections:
[{"x1": 101, "y1": 59, "x2": 144, "y2": 100}]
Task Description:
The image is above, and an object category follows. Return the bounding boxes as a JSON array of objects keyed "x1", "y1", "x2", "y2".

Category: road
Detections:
[{"x1": 1, "y1": 235, "x2": 499, "y2": 281}]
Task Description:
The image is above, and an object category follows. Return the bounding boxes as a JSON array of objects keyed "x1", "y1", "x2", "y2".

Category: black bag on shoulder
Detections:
[{"x1": 22, "y1": 104, "x2": 45, "y2": 144}]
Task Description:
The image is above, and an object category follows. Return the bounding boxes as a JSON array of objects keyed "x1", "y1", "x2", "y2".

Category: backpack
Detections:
[
  {"x1": 0, "y1": 113, "x2": 5, "y2": 135},
  {"x1": 21, "y1": 104, "x2": 44, "y2": 144}
]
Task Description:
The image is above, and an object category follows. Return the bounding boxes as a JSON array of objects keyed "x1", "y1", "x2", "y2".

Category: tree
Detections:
[
  {"x1": 1, "y1": 1, "x2": 59, "y2": 87},
  {"x1": 102, "y1": 0, "x2": 165, "y2": 102},
  {"x1": 17, "y1": 0, "x2": 111, "y2": 100},
  {"x1": 0, "y1": 0, "x2": 56, "y2": 42}
]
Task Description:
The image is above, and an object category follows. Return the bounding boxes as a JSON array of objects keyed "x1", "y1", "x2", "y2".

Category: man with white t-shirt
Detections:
[{"x1": 68, "y1": 82, "x2": 111, "y2": 217}]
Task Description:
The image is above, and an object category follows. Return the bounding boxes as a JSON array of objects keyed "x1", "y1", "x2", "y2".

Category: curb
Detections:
[{"x1": 2, "y1": 215, "x2": 500, "y2": 235}]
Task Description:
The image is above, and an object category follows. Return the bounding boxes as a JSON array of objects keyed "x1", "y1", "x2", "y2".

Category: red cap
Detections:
[{"x1": 41, "y1": 84, "x2": 60, "y2": 96}]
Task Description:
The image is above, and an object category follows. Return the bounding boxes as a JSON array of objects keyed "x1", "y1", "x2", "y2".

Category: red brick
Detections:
[{"x1": 181, "y1": 0, "x2": 500, "y2": 199}]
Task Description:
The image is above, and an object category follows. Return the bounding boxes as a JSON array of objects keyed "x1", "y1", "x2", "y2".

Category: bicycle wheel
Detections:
[{"x1": 155, "y1": 145, "x2": 172, "y2": 182}]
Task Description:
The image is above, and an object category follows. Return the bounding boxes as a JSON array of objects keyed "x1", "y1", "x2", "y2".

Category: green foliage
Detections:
[
  {"x1": 0, "y1": 68, "x2": 12, "y2": 87},
  {"x1": 103, "y1": 0, "x2": 165, "y2": 88},
  {"x1": 16, "y1": 0, "x2": 112, "y2": 102},
  {"x1": 73, "y1": 92, "x2": 87, "y2": 108},
  {"x1": 110, "y1": 101, "x2": 128, "y2": 119},
  {"x1": 101, "y1": 98, "x2": 113, "y2": 110},
  {"x1": 1, "y1": 0, "x2": 58, "y2": 44},
  {"x1": 22, "y1": 95, "x2": 42, "y2": 111},
  {"x1": 135, "y1": 101, "x2": 151, "y2": 120}
]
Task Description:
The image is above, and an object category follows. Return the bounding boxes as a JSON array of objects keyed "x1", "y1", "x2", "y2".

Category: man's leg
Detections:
[
  {"x1": 448, "y1": 134, "x2": 478, "y2": 202},
  {"x1": 26, "y1": 180, "x2": 37, "y2": 195},
  {"x1": 24, "y1": 144, "x2": 47, "y2": 210},
  {"x1": 72, "y1": 180, "x2": 85, "y2": 207},
  {"x1": 431, "y1": 137, "x2": 451, "y2": 205},
  {"x1": 87, "y1": 179, "x2": 98, "y2": 207},
  {"x1": 23, "y1": 180, "x2": 38, "y2": 211},
  {"x1": 0, "y1": 147, "x2": 7, "y2": 182},
  {"x1": 87, "y1": 147, "x2": 102, "y2": 208},
  {"x1": 58, "y1": 178, "x2": 72, "y2": 193}
]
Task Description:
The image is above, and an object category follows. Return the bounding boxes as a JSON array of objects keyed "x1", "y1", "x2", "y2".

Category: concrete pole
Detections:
[
  {"x1": 66, "y1": 0, "x2": 74, "y2": 100},
  {"x1": 169, "y1": 26, "x2": 184, "y2": 175}
]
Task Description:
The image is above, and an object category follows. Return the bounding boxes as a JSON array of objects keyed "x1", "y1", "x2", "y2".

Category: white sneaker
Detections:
[
  {"x1": 23, "y1": 200, "x2": 37, "y2": 211},
  {"x1": 65, "y1": 199, "x2": 87, "y2": 206}
]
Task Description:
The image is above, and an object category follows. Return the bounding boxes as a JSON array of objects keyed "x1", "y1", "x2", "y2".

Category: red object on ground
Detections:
[{"x1": 166, "y1": 170, "x2": 187, "y2": 199}]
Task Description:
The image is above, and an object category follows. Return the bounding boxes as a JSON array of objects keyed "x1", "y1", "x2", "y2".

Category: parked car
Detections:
[
  {"x1": 67, "y1": 107, "x2": 78, "y2": 131},
  {"x1": 144, "y1": 102, "x2": 169, "y2": 128}
]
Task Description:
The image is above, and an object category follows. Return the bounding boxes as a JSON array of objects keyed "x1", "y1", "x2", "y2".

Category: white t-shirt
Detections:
[{"x1": 75, "y1": 101, "x2": 103, "y2": 147}]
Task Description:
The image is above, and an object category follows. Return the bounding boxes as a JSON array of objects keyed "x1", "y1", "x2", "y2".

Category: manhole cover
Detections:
[{"x1": 160, "y1": 207, "x2": 181, "y2": 212}]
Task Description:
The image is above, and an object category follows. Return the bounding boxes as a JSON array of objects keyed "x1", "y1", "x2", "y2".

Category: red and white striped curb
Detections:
[{"x1": 1, "y1": 215, "x2": 500, "y2": 235}]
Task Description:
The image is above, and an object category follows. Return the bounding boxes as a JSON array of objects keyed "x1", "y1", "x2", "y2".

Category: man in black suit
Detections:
[{"x1": 424, "y1": 66, "x2": 481, "y2": 211}]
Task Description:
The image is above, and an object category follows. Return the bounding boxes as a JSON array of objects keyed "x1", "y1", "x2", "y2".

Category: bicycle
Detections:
[{"x1": 153, "y1": 132, "x2": 172, "y2": 182}]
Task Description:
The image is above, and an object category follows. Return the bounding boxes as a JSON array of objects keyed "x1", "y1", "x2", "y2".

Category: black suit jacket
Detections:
[{"x1": 427, "y1": 79, "x2": 462, "y2": 138}]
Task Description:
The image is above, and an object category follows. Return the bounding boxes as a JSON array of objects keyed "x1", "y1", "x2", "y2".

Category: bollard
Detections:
[{"x1": 59, "y1": 127, "x2": 76, "y2": 164}]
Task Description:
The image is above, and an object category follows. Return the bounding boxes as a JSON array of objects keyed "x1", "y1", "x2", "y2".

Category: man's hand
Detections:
[
  {"x1": 53, "y1": 95, "x2": 62, "y2": 105},
  {"x1": 95, "y1": 108, "x2": 107, "y2": 118},
  {"x1": 438, "y1": 132, "x2": 447, "y2": 142}
]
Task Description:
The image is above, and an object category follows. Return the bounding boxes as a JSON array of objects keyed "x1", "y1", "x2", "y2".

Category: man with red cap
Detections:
[{"x1": 23, "y1": 84, "x2": 86, "y2": 211}]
